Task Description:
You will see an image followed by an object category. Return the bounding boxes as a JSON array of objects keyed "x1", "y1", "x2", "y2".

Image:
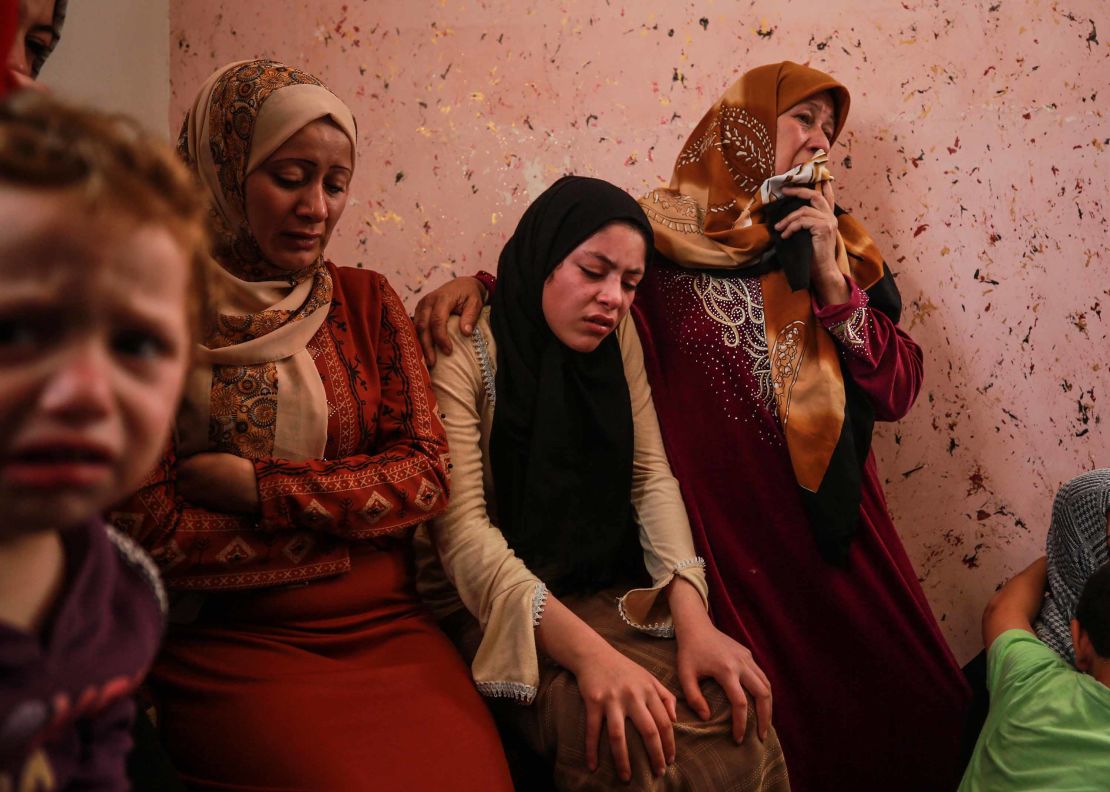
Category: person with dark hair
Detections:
[
  {"x1": 4, "y1": 0, "x2": 66, "y2": 91},
  {"x1": 959, "y1": 560, "x2": 1110, "y2": 790},
  {"x1": 413, "y1": 60, "x2": 968, "y2": 790},
  {"x1": 415, "y1": 175, "x2": 788, "y2": 790},
  {"x1": 0, "y1": 90, "x2": 205, "y2": 791}
]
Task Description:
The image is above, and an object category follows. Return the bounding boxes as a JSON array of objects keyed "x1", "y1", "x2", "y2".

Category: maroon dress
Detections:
[{"x1": 633, "y1": 254, "x2": 969, "y2": 791}]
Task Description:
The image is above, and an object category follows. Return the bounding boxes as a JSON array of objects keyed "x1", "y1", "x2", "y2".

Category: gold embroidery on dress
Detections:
[
  {"x1": 827, "y1": 294, "x2": 871, "y2": 354},
  {"x1": 770, "y1": 321, "x2": 806, "y2": 427},
  {"x1": 687, "y1": 273, "x2": 773, "y2": 407}
]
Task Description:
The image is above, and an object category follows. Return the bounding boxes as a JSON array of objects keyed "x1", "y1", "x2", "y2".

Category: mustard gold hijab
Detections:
[{"x1": 640, "y1": 61, "x2": 886, "y2": 562}]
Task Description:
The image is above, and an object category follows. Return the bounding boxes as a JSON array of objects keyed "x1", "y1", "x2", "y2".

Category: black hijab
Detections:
[{"x1": 489, "y1": 176, "x2": 653, "y2": 595}]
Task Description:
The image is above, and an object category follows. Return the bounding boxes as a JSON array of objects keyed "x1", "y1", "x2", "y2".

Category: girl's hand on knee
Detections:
[
  {"x1": 577, "y1": 648, "x2": 676, "y2": 782},
  {"x1": 669, "y1": 576, "x2": 772, "y2": 742},
  {"x1": 675, "y1": 621, "x2": 773, "y2": 744}
]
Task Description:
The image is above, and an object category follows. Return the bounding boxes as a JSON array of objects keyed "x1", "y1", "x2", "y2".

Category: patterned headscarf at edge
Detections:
[
  {"x1": 1035, "y1": 469, "x2": 1110, "y2": 664},
  {"x1": 175, "y1": 59, "x2": 357, "y2": 464},
  {"x1": 29, "y1": 0, "x2": 66, "y2": 78},
  {"x1": 639, "y1": 61, "x2": 885, "y2": 545}
]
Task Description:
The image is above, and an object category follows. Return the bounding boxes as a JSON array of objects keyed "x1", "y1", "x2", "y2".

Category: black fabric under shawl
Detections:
[{"x1": 489, "y1": 175, "x2": 654, "y2": 595}]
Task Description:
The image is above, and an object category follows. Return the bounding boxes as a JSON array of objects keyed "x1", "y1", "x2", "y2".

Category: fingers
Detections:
[
  {"x1": 781, "y1": 183, "x2": 834, "y2": 221},
  {"x1": 678, "y1": 664, "x2": 711, "y2": 721},
  {"x1": 429, "y1": 302, "x2": 454, "y2": 358},
  {"x1": 782, "y1": 184, "x2": 833, "y2": 213},
  {"x1": 585, "y1": 701, "x2": 602, "y2": 773},
  {"x1": 741, "y1": 666, "x2": 773, "y2": 742},
  {"x1": 606, "y1": 704, "x2": 633, "y2": 783},
  {"x1": 593, "y1": 687, "x2": 675, "y2": 782},
  {"x1": 645, "y1": 689, "x2": 676, "y2": 767},
  {"x1": 655, "y1": 677, "x2": 678, "y2": 724},
  {"x1": 459, "y1": 293, "x2": 483, "y2": 336},
  {"x1": 627, "y1": 701, "x2": 668, "y2": 779},
  {"x1": 774, "y1": 209, "x2": 835, "y2": 240},
  {"x1": 413, "y1": 299, "x2": 439, "y2": 367},
  {"x1": 719, "y1": 676, "x2": 750, "y2": 745}
]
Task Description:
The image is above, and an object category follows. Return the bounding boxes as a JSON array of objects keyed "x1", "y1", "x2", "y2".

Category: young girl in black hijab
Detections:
[{"x1": 418, "y1": 176, "x2": 788, "y2": 791}]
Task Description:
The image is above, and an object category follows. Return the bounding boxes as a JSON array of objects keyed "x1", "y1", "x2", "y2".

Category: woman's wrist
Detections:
[
  {"x1": 811, "y1": 269, "x2": 851, "y2": 307},
  {"x1": 667, "y1": 576, "x2": 713, "y2": 638},
  {"x1": 472, "y1": 270, "x2": 495, "y2": 303},
  {"x1": 535, "y1": 593, "x2": 613, "y2": 674}
]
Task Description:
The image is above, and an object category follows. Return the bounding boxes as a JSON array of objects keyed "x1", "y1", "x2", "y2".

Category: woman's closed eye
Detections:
[
  {"x1": 24, "y1": 31, "x2": 56, "y2": 69},
  {"x1": 25, "y1": 39, "x2": 50, "y2": 65},
  {"x1": 270, "y1": 168, "x2": 308, "y2": 189}
]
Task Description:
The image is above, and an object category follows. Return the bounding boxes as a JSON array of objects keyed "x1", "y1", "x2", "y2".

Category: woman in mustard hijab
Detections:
[{"x1": 415, "y1": 61, "x2": 970, "y2": 791}]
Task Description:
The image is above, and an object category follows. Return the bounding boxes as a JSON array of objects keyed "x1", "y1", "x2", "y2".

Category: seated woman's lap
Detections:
[
  {"x1": 151, "y1": 543, "x2": 510, "y2": 791},
  {"x1": 447, "y1": 586, "x2": 790, "y2": 792}
]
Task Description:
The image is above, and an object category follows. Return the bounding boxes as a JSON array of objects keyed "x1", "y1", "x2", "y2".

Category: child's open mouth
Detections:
[{"x1": 2, "y1": 442, "x2": 114, "y2": 488}]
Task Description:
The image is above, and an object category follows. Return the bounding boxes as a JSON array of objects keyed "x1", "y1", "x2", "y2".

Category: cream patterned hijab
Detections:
[{"x1": 176, "y1": 60, "x2": 356, "y2": 462}]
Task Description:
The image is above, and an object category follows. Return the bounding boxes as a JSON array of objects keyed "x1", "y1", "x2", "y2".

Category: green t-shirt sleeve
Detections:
[{"x1": 987, "y1": 629, "x2": 1066, "y2": 699}]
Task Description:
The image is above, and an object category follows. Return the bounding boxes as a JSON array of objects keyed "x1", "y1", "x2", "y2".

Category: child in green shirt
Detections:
[{"x1": 959, "y1": 559, "x2": 1110, "y2": 791}]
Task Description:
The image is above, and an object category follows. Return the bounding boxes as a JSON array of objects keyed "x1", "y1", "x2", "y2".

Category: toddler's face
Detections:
[{"x1": 0, "y1": 186, "x2": 192, "y2": 533}]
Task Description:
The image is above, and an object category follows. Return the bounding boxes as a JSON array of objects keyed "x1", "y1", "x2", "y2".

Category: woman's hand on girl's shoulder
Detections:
[{"x1": 413, "y1": 276, "x2": 487, "y2": 366}]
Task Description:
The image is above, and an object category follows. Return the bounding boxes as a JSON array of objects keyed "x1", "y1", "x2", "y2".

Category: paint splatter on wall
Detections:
[{"x1": 171, "y1": 0, "x2": 1109, "y2": 662}]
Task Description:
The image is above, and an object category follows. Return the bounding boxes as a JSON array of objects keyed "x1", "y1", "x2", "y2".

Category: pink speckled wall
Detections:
[{"x1": 170, "y1": 1, "x2": 1108, "y2": 662}]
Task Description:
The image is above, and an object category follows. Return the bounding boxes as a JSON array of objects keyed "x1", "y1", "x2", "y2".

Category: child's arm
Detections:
[{"x1": 982, "y1": 556, "x2": 1048, "y2": 650}]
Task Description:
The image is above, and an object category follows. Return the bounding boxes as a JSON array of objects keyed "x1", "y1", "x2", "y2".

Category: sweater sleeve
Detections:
[
  {"x1": 813, "y1": 275, "x2": 924, "y2": 421},
  {"x1": 423, "y1": 314, "x2": 547, "y2": 704},
  {"x1": 615, "y1": 316, "x2": 709, "y2": 636},
  {"x1": 110, "y1": 276, "x2": 443, "y2": 589},
  {"x1": 251, "y1": 278, "x2": 450, "y2": 539}
]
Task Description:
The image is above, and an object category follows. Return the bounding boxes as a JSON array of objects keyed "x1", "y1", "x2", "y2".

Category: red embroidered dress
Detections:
[
  {"x1": 116, "y1": 266, "x2": 511, "y2": 791},
  {"x1": 112, "y1": 60, "x2": 512, "y2": 791},
  {"x1": 117, "y1": 265, "x2": 449, "y2": 589}
]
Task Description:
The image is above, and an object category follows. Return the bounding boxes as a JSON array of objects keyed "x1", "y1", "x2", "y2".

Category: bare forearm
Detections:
[
  {"x1": 983, "y1": 556, "x2": 1048, "y2": 647},
  {"x1": 667, "y1": 575, "x2": 713, "y2": 639},
  {"x1": 811, "y1": 270, "x2": 851, "y2": 307},
  {"x1": 535, "y1": 594, "x2": 612, "y2": 673}
]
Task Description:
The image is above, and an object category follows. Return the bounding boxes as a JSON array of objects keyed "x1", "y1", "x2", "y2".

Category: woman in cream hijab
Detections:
[{"x1": 116, "y1": 60, "x2": 511, "y2": 791}]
